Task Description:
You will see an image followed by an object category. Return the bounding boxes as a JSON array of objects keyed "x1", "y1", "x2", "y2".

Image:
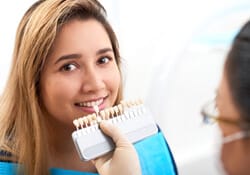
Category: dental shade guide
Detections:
[{"x1": 72, "y1": 99, "x2": 158, "y2": 161}]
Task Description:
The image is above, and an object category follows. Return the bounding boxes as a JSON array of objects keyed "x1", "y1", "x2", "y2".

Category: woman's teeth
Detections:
[{"x1": 77, "y1": 99, "x2": 103, "y2": 107}]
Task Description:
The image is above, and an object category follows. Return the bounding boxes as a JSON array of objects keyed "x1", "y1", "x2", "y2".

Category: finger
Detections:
[
  {"x1": 99, "y1": 121, "x2": 130, "y2": 146},
  {"x1": 91, "y1": 152, "x2": 112, "y2": 169}
]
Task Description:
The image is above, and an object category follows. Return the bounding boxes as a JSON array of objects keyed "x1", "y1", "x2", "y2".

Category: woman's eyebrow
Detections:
[
  {"x1": 55, "y1": 53, "x2": 82, "y2": 65},
  {"x1": 96, "y1": 48, "x2": 113, "y2": 55},
  {"x1": 54, "y1": 48, "x2": 113, "y2": 65}
]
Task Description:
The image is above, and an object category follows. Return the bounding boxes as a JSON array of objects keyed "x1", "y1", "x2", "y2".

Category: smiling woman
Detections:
[
  {"x1": 0, "y1": 0, "x2": 177, "y2": 175},
  {"x1": 0, "y1": 0, "x2": 129, "y2": 175}
]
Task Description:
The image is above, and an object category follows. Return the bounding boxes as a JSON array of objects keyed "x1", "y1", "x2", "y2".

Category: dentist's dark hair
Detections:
[{"x1": 225, "y1": 20, "x2": 250, "y2": 125}]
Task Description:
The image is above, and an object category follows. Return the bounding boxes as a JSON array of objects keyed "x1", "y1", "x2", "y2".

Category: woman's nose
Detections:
[{"x1": 81, "y1": 69, "x2": 105, "y2": 93}]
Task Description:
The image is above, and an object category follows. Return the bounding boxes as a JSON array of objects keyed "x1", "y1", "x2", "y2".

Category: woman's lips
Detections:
[
  {"x1": 75, "y1": 98, "x2": 104, "y2": 107},
  {"x1": 75, "y1": 98, "x2": 106, "y2": 113},
  {"x1": 76, "y1": 103, "x2": 105, "y2": 113}
]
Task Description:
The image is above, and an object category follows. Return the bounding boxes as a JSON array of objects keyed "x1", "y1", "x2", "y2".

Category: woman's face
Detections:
[
  {"x1": 40, "y1": 19, "x2": 120, "y2": 128},
  {"x1": 217, "y1": 71, "x2": 250, "y2": 175}
]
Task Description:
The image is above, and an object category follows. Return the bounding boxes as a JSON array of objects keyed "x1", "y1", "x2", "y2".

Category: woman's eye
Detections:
[
  {"x1": 61, "y1": 64, "x2": 77, "y2": 71},
  {"x1": 98, "y1": 57, "x2": 110, "y2": 64}
]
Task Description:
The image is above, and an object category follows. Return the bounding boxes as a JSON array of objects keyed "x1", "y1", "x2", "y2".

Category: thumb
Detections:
[{"x1": 99, "y1": 121, "x2": 130, "y2": 146}]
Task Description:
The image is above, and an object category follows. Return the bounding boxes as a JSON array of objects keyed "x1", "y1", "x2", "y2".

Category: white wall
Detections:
[
  {"x1": 1, "y1": 0, "x2": 250, "y2": 174},
  {"x1": 107, "y1": 1, "x2": 250, "y2": 174},
  {"x1": 0, "y1": 1, "x2": 35, "y2": 93}
]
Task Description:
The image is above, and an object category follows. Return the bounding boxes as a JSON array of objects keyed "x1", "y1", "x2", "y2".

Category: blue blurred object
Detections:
[{"x1": 135, "y1": 128, "x2": 178, "y2": 175}]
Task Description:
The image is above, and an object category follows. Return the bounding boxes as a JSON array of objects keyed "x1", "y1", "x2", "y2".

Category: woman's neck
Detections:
[{"x1": 45, "y1": 117, "x2": 96, "y2": 172}]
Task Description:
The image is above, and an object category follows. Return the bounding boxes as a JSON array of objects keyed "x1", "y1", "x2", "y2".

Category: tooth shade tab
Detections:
[
  {"x1": 83, "y1": 117, "x2": 89, "y2": 127},
  {"x1": 104, "y1": 109, "x2": 110, "y2": 119},
  {"x1": 79, "y1": 118, "x2": 84, "y2": 128},
  {"x1": 109, "y1": 108, "x2": 115, "y2": 118},
  {"x1": 113, "y1": 106, "x2": 119, "y2": 116},
  {"x1": 92, "y1": 113, "x2": 97, "y2": 120},
  {"x1": 96, "y1": 116, "x2": 102, "y2": 123},
  {"x1": 93, "y1": 105, "x2": 99, "y2": 113},
  {"x1": 99, "y1": 110, "x2": 105, "y2": 118},
  {"x1": 117, "y1": 104, "x2": 123, "y2": 115},
  {"x1": 73, "y1": 119, "x2": 80, "y2": 129}
]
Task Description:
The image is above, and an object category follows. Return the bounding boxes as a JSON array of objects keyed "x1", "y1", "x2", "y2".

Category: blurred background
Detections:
[{"x1": 1, "y1": 0, "x2": 250, "y2": 174}]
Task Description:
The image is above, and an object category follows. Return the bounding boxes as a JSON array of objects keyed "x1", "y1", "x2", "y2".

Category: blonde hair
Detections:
[{"x1": 0, "y1": 0, "x2": 122, "y2": 174}]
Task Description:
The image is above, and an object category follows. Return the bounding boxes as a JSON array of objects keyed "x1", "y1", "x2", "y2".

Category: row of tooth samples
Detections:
[{"x1": 73, "y1": 99, "x2": 144, "y2": 130}]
